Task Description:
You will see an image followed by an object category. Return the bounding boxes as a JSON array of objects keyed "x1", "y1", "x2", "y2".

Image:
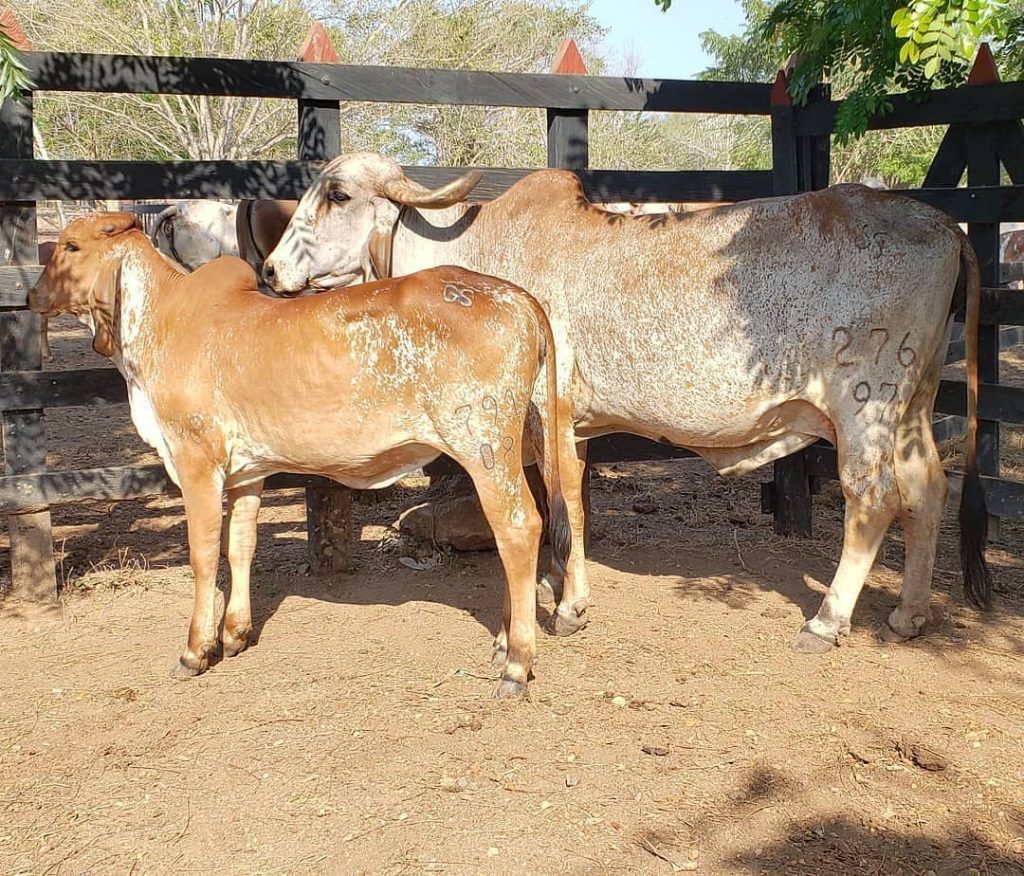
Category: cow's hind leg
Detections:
[
  {"x1": 879, "y1": 399, "x2": 947, "y2": 643},
  {"x1": 464, "y1": 460, "x2": 542, "y2": 698},
  {"x1": 221, "y1": 480, "x2": 264, "y2": 658},
  {"x1": 793, "y1": 438, "x2": 899, "y2": 653}
]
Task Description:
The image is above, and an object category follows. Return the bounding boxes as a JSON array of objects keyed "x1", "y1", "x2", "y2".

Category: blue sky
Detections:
[{"x1": 587, "y1": 0, "x2": 747, "y2": 79}]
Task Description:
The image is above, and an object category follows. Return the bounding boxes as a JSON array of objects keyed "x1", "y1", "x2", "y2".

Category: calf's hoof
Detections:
[
  {"x1": 537, "y1": 574, "x2": 559, "y2": 607},
  {"x1": 221, "y1": 628, "x2": 252, "y2": 658},
  {"x1": 492, "y1": 678, "x2": 528, "y2": 700},
  {"x1": 170, "y1": 656, "x2": 208, "y2": 679},
  {"x1": 876, "y1": 612, "x2": 928, "y2": 645},
  {"x1": 791, "y1": 623, "x2": 837, "y2": 654},
  {"x1": 490, "y1": 645, "x2": 508, "y2": 670},
  {"x1": 546, "y1": 600, "x2": 590, "y2": 637}
]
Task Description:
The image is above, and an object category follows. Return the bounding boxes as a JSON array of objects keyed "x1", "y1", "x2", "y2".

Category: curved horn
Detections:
[{"x1": 380, "y1": 170, "x2": 482, "y2": 208}]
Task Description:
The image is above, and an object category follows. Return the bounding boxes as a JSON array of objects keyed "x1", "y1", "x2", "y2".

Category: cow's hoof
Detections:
[
  {"x1": 492, "y1": 679, "x2": 528, "y2": 700},
  {"x1": 170, "y1": 657, "x2": 207, "y2": 679},
  {"x1": 791, "y1": 624, "x2": 836, "y2": 653},
  {"x1": 537, "y1": 574, "x2": 559, "y2": 607},
  {"x1": 221, "y1": 629, "x2": 251, "y2": 658},
  {"x1": 546, "y1": 600, "x2": 590, "y2": 637}
]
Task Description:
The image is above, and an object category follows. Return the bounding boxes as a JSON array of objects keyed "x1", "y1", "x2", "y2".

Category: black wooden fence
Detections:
[{"x1": 1, "y1": 49, "x2": 1022, "y2": 599}]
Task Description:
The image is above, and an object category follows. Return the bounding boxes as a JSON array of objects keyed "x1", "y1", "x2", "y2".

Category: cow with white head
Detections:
[{"x1": 264, "y1": 151, "x2": 994, "y2": 652}]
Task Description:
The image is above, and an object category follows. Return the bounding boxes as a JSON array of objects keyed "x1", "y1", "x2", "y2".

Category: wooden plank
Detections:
[
  {"x1": 897, "y1": 185, "x2": 1024, "y2": 223},
  {"x1": 935, "y1": 379, "x2": 1024, "y2": 424},
  {"x1": 997, "y1": 119, "x2": 1024, "y2": 185},
  {"x1": 923, "y1": 125, "x2": 968, "y2": 187},
  {"x1": 968, "y1": 122, "x2": 1002, "y2": 540},
  {"x1": 0, "y1": 367, "x2": 125, "y2": 411},
  {"x1": 547, "y1": 110, "x2": 588, "y2": 170},
  {"x1": 23, "y1": 51, "x2": 773, "y2": 114},
  {"x1": 803, "y1": 443, "x2": 1024, "y2": 520},
  {"x1": 0, "y1": 463, "x2": 345, "y2": 511},
  {"x1": 1, "y1": 89, "x2": 57, "y2": 601},
  {"x1": 0, "y1": 159, "x2": 773, "y2": 204},
  {"x1": 794, "y1": 80, "x2": 1024, "y2": 136},
  {"x1": 955, "y1": 287, "x2": 1024, "y2": 326},
  {"x1": 297, "y1": 100, "x2": 340, "y2": 162},
  {"x1": 0, "y1": 263, "x2": 41, "y2": 307},
  {"x1": 296, "y1": 89, "x2": 353, "y2": 575}
]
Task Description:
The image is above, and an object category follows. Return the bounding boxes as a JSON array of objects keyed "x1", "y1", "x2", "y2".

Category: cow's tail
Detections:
[
  {"x1": 531, "y1": 300, "x2": 573, "y2": 576},
  {"x1": 958, "y1": 234, "x2": 994, "y2": 608},
  {"x1": 151, "y1": 204, "x2": 179, "y2": 247}
]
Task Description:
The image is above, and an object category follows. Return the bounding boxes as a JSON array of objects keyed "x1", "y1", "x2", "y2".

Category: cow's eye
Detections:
[
  {"x1": 64, "y1": 242, "x2": 79, "y2": 253},
  {"x1": 328, "y1": 189, "x2": 350, "y2": 204}
]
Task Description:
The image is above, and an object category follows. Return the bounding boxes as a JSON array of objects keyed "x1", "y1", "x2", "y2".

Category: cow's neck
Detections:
[
  {"x1": 392, "y1": 204, "x2": 481, "y2": 276},
  {"x1": 114, "y1": 238, "x2": 182, "y2": 378}
]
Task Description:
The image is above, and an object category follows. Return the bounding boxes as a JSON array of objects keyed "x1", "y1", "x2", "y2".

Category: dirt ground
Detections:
[{"x1": 1, "y1": 321, "x2": 1023, "y2": 875}]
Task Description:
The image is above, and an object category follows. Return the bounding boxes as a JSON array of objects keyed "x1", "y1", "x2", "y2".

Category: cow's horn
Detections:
[{"x1": 380, "y1": 170, "x2": 482, "y2": 208}]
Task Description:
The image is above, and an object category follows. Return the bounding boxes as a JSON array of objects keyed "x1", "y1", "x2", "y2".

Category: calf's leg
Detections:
[
  {"x1": 466, "y1": 461, "x2": 542, "y2": 698},
  {"x1": 174, "y1": 468, "x2": 225, "y2": 678},
  {"x1": 221, "y1": 480, "x2": 264, "y2": 657}
]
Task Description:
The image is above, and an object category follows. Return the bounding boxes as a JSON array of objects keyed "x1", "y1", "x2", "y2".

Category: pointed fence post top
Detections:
[
  {"x1": 298, "y1": 22, "x2": 338, "y2": 64},
  {"x1": 0, "y1": 7, "x2": 30, "y2": 50},
  {"x1": 967, "y1": 42, "x2": 999, "y2": 85},
  {"x1": 551, "y1": 38, "x2": 587, "y2": 75},
  {"x1": 771, "y1": 69, "x2": 791, "y2": 106}
]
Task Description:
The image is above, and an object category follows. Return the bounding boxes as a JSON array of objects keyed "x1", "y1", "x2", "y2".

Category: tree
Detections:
[{"x1": 657, "y1": 0, "x2": 1014, "y2": 140}]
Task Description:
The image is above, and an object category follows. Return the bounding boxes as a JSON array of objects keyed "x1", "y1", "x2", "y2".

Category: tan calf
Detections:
[{"x1": 30, "y1": 213, "x2": 575, "y2": 698}]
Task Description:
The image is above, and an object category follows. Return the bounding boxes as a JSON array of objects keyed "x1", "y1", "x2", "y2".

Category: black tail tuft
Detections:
[
  {"x1": 960, "y1": 464, "x2": 993, "y2": 609},
  {"x1": 548, "y1": 491, "x2": 572, "y2": 576}
]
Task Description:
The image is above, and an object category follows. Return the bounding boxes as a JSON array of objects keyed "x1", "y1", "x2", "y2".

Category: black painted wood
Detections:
[
  {"x1": 0, "y1": 367, "x2": 125, "y2": 411},
  {"x1": 997, "y1": 120, "x2": 1024, "y2": 185},
  {"x1": 547, "y1": 109, "x2": 588, "y2": 170},
  {"x1": 895, "y1": 185, "x2": 1024, "y2": 223},
  {"x1": 935, "y1": 380, "x2": 1024, "y2": 424},
  {"x1": 968, "y1": 123, "x2": 1003, "y2": 538},
  {"x1": 794, "y1": 80, "x2": 1024, "y2": 136},
  {"x1": 1, "y1": 89, "x2": 58, "y2": 599},
  {"x1": 23, "y1": 51, "x2": 773, "y2": 114},
  {"x1": 923, "y1": 125, "x2": 967, "y2": 187},
  {"x1": 0, "y1": 159, "x2": 773, "y2": 204},
  {"x1": 0, "y1": 463, "x2": 344, "y2": 512}
]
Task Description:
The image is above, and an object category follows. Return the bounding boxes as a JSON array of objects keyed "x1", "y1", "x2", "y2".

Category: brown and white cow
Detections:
[
  {"x1": 263, "y1": 152, "x2": 992, "y2": 652},
  {"x1": 30, "y1": 212, "x2": 577, "y2": 697}
]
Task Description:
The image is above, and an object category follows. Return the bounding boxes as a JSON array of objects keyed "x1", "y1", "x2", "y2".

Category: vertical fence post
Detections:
[
  {"x1": 766, "y1": 69, "x2": 812, "y2": 536},
  {"x1": 1, "y1": 73, "x2": 58, "y2": 599},
  {"x1": 296, "y1": 24, "x2": 352, "y2": 573},
  {"x1": 547, "y1": 38, "x2": 591, "y2": 544},
  {"x1": 965, "y1": 44, "x2": 1002, "y2": 541}
]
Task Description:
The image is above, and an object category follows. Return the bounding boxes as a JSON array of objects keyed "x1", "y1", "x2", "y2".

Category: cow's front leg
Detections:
[
  {"x1": 173, "y1": 466, "x2": 226, "y2": 678},
  {"x1": 221, "y1": 480, "x2": 264, "y2": 658}
]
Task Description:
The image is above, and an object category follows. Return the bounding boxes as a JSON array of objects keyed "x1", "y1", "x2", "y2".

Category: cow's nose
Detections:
[{"x1": 262, "y1": 261, "x2": 276, "y2": 286}]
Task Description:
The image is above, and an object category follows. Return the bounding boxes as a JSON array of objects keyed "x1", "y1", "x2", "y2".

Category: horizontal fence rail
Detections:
[
  {"x1": 23, "y1": 52, "x2": 774, "y2": 115},
  {"x1": 0, "y1": 160, "x2": 772, "y2": 204}
]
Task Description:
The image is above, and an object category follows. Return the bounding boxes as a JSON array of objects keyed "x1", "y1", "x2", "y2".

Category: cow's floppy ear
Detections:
[
  {"x1": 89, "y1": 257, "x2": 122, "y2": 358},
  {"x1": 366, "y1": 197, "x2": 401, "y2": 280}
]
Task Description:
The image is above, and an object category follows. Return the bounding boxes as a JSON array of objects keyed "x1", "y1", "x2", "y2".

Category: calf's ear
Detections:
[
  {"x1": 89, "y1": 258, "x2": 122, "y2": 358},
  {"x1": 96, "y1": 213, "x2": 141, "y2": 239}
]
